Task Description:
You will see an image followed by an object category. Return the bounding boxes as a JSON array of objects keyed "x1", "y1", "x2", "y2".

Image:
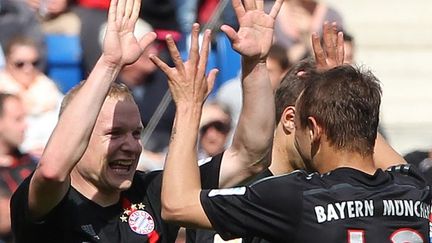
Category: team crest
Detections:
[{"x1": 120, "y1": 203, "x2": 155, "y2": 235}]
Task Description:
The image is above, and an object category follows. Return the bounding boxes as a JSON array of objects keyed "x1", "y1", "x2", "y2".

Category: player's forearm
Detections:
[
  {"x1": 231, "y1": 60, "x2": 274, "y2": 169},
  {"x1": 162, "y1": 104, "x2": 203, "y2": 221},
  {"x1": 373, "y1": 133, "x2": 406, "y2": 169}
]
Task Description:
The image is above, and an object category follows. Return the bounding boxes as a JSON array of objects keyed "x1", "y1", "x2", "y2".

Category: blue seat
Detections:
[
  {"x1": 214, "y1": 33, "x2": 241, "y2": 92},
  {"x1": 45, "y1": 34, "x2": 83, "y2": 93}
]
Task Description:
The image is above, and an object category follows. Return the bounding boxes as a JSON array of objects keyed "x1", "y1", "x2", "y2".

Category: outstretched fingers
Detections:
[
  {"x1": 337, "y1": 31, "x2": 345, "y2": 65},
  {"x1": 232, "y1": 0, "x2": 246, "y2": 19},
  {"x1": 138, "y1": 32, "x2": 157, "y2": 51},
  {"x1": 206, "y1": 69, "x2": 218, "y2": 97},
  {"x1": 220, "y1": 24, "x2": 239, "y2": 45},
  {"x1": 165, "y1": 34, "x2": 185, "y2": 74},
  {"x1": 149, "y1": 55, "x2": 171, "y2": 77},
  {"x1": 256, "y1": 0, "x2": 264, "y2": 11},
  {"x1": 311, "y1": 32, "x2": 326, "y2": 69},
  {"x1": 269, "y1": 0, "x2": 283, "y2": 19},
  {"x1": 323, "y1": 22, "x2": 337, "y2": 62},
  {"x1": 130, "y1": 0, "x2": 141, "y2": 25},
  {"x1": 116, "y1": 0, "x2": 127, "y2": 22},
  {"x1": 108, "y1": 0, "x2": 118, "y2": 23},
  {"x1": 189, "y1": 23, "x2": 200, "y2": 67},
  {"x1": 243, "y1": 0, "x2": 257, "y2": 11},
  {"x1": 124, "y1": 0, "x2": 134, "y2": 19},
  {"x1": 197, "y1": 29, "x2": 212, "y2": 80}
]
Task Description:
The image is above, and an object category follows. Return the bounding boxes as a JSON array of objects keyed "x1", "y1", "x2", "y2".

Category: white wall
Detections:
[{"x1": 323, "y1": 0, "x2": 432, "y2": 154}]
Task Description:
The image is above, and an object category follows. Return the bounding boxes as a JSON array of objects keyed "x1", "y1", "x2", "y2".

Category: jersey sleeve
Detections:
[
  {"x1": 10, "y1": 174, "x2": 34, "y2": 233},
  {"x1": 10, "y1": 173, "x2": 70, "y2": 241},
  {"x1": 198, "y1": 153, "x2": 223, "y2": 189},
  {"x1": 200, "y1": 173, "x2": 304, "y2": 242}
]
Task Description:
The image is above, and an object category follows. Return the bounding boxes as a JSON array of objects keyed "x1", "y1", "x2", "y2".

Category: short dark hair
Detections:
[
  {"x1": 274, "y1": 58, "x2": 315, "y2": 123},
  {"x1": 296, "y1": 65, "x2": 382, "y2": 156},
  {"x1": 0, "y1": 93, "x2": 19, "y2": 118},
  {"x1": 268, "y1": 44, "x2": 291, "y2": 71}
]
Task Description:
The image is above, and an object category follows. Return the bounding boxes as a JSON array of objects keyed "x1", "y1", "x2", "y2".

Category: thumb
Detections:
[
  {"x1": 220, "y1": 25, "x2": 239, "y2": 45},
  {"x1": 139, "y1": 32, "x2": 157, "y2": 51},
  {"x1": 206, "y1": 69, "x2": 219, "y2": 98}
]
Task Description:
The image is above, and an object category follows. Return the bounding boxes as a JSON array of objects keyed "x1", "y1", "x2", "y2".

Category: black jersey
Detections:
[
  {"x1": 186, "y1": 168, "x2": 274, "y2": 243},
  {"x1": 11, "y1": 154, "x2": 222, "y2": 243},
  {"x1": 200, "y1": 164, "x2": 432, "y2": 243}
]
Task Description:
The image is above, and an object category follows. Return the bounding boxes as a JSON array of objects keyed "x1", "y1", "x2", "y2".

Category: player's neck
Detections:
[
  {"x1": 71, "y1": 169, "x2": 120, "y2": 207},
  {"x1": 314, "y1": 146, "x2": 376, "y2": 175},
  {"x1": 270, "y1": 131, "x2": 302, "y2": 175}
]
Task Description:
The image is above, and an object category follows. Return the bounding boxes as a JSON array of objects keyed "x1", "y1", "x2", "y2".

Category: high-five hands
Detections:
[{"x1": 150, "y1": 24, "x2": 218, "y2": 106}]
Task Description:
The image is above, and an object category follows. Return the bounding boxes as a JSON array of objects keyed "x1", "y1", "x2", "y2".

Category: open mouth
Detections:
[{"x1": 109, "y1": 160, "x2": 134, "y2": 175}]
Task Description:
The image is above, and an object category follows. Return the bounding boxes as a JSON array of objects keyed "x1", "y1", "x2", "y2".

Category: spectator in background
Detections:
[
  {"x1": 267, "y1": 44, "x2": 291, "y2": 89},
  {"x1": 0, "y1": 93, "x2": 37, "y2": 243},
  {"x1": 268, "y1": 0, "x2": 343, "y2": 62},
  {"x1": 0, "y1": 0, "x2": 45, "y2": 68},
  {"x1": 25, "y1": 0, "x2": 81, "y2": 36},
  {"x1": 75, "y1": 0, "x2": 180, "y2": 74},
  {"x1": 198, "y1": 102, "x2": 232, "y2": 160},
  {"x1": 0, "y1": 37, "x2": 63, "y2": 157}
]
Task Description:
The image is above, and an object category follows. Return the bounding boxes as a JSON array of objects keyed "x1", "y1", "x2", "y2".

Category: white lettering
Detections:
[
  {"x1": 327, "y1": 204, "x2": 339, "y2": 221},
  {"x1": 315, "y1": 206, "x2": 326, "y2": 223},
  {"x1": 414, "y1": 201, "x2": 421, "y2": 217},
  {"x1": 355, "y1": 201, "x2": 364, "y2": 217},
  {"x1": 365, "y1": 200, "x2": 374, "y2": 217},
  {"x1": 383, "y1": 200, "x2": 395, "y2": 216},
  {"x1": 347, "y1": 201, "x2": 355, "y2": 218},
  {"x1": 404, "y1": 200, "x2": 414, "y2": 217},
  {"x1": 334, "y1": 202, "x2": 346, "y2": 219}
]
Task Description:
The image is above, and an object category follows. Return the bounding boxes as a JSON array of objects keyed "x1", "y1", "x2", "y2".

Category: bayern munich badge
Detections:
[
  {"x1": 120, "y1": 202, "x2": 155, "y2": 235},
  {"x1": 128, "y1": 210, "x2": 155, "y2": 235}
]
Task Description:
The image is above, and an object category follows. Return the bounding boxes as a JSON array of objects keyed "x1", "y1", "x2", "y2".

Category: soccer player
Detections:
[
  {"x1": 9, "y1": 0, "x2": 283, "y2": 242},
  {"x1": 160, "y1": 20, "x2": 431, "y2": 243}
]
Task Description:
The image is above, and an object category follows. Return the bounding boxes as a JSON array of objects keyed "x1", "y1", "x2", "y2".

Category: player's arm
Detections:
[
  {"x1": 151, "y1": 22, "x2": 216, "y2": 227},
  {"x1": 373, "y1": 133, "x2": 407, "y2": 169},
  {"x1": 155, "y1": 0, "x2": 284, "y2": 228},
  {"x1": 28, "y1": 0, "x2": 156, "y2": 219},
  {"x1": 215, "y1": 0, "x2": 283, "y2": 188}
]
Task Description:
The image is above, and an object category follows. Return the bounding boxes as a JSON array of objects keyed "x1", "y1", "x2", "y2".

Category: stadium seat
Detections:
[{"x1": 45, "y1": 34, "x2": 83, "y2": 94}]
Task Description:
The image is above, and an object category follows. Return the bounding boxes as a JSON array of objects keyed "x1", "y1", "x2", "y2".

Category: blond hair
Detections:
[{"x1": 59, "y1": 81, "x2": 135, "y2": 117}]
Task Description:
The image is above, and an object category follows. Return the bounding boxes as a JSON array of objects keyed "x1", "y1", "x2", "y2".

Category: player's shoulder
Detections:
[
  {"x1": 250, "y1": 169, "x2": 320, "y2": 188},
  {"x1": 385, "y1": 164, "x2": 429, "y2": 186}
]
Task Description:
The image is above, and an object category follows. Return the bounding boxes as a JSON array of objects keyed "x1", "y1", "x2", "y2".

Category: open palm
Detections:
[
  {"x1": 102, "y1": 0, "x2": 156, "y2": 66},
  {"x1": 222, "y1": 0, "x2": 283, "y2": 61}
]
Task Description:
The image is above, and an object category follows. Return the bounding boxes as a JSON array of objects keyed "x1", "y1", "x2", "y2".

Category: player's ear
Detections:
[
  {"x1": 281, "y1": 106, "x2": 295, "y2": 133},
  {"x1": 307, "y1": 116, "x2": 322, "y2": 142}
]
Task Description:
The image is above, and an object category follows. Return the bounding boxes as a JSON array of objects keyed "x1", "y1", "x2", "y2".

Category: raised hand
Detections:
[
  {"x1": 312, "y1": 22, "x2": 345, "y2": 71},
  {"x1": 102, "y1": 0, "x2": 157, "y2": 66},
  {"x1": 150, "y1": 24, "x2": 218, "y2": 106},
  {"x1": 221, "y1": 0, "x2": 283, "y2": 62}
]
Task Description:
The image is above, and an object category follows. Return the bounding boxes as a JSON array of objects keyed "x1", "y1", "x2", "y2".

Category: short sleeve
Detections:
[
  {"x1": 200, "y1": 173, "x2": 304, "y2": 242},
  {"x1": 198, "y1": 153, "x2": 223, "y2": 189},
  {"x1": 10, "y1": 175, "x2": 32, "y2": 230}
]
